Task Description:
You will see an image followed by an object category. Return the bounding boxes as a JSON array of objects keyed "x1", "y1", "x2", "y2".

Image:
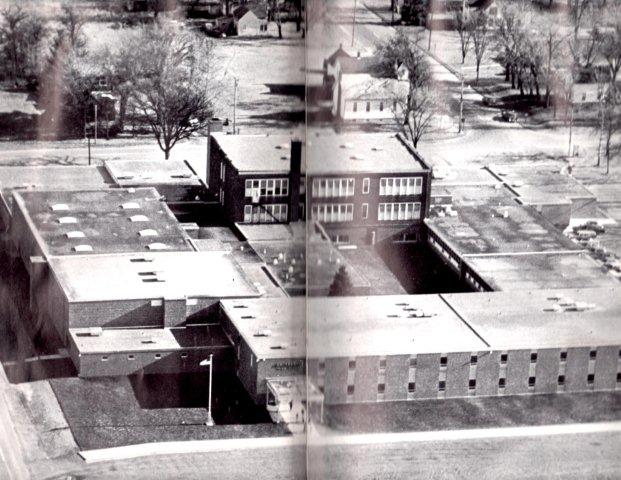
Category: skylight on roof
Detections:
[
  {"x1": 138, "y1": 229, "x2": 158, "y2": 237},
  {"x1": 58, "y1": 216, "x2": 77, "y2": 224},
  {"x1": 66, "y1": 231, "x2": 85, "y2": 239},
  {"x1": 72, "y1": 244, "x2": 93, "y2": 252},
  {"x1": 146, "y1": 243, "x2": 168, "y2": 251},
  {"x1": 51, "y1": 203, "x2": 69, "y2": 212},
  {"x1": 171, "y1": 173, "x2": 192, "y2": 179},
  {"x1": 121, "y1": 202, "x2": 140, "y2": 210},
  {"x1": 129, "y1": 215, "x2": 149, "y2": 222}
]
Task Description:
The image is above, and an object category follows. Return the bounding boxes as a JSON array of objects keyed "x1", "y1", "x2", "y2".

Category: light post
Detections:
[
  {"x1": 233, "y1": 77, "x2": 238, "y2": 135},
  {"x1": 459, "y1": 65, "x2": 464, "y2": 133},
  {"x1": 200, "y1": 354, "x2": 214, "y2": 426}
]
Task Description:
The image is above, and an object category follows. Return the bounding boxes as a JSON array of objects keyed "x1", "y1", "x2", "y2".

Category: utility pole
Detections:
[
  {"x1": 459, "y1": 65, "x2": 464, "y2": 133},
  {"x1": 200, "y1": 354, "x2": 215, "y2": 427},
  {"x1": 94, "y1": 103, "x2": 98, "y2": 145},
  {"x1": 568, "y1": 95, "x2": 574, "y2": 157},
  {"x1": 87, "y1": 136, "x2": 91, "y2": 166},
  {"x1": 206, "y1": 121, "x2": 211, "y2": 187},
  {"x1": 351, "y1": 0, "x2": 357, "y2": 47},
  {"x1": 391, "y1": 0, "x2": 395, "y2": 24},
  {"x1": 233, "y1": 77, "x2": 238, "y2": 135}
]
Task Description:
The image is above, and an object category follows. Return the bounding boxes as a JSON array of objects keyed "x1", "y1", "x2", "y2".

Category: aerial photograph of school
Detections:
[{"x1": 0, "y1": 0, "x2": 619, "y2": 478}]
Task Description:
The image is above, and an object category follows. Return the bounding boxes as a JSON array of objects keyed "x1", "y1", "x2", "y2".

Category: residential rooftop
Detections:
[
  {"x1": 211, "y1": 132, "x2": 429, "y2": 175},
  {"x1": 48, "y1": 251, "x2": 261, "y2": 303},
  {"x1": 340, "y1": 73, "x2": 408, "y2": 100},
  {"x1": 69, "y1": 325, "x2": 230, "y2": 354},
  {"x1": 104, "y1": 159, "x2": 202, "y2": 187},
  {"x1": 425, "y1": 204, "x2": 580, "y2": 256},
  {"x1": 13, "y1": 187, "x2": 192, "y2": 256},
  {"x1": 464, "y1": 252, "x2": 616, "y2": 291},
  {"x1": 444, "y1": 287, "x2": 621, "y2": 350}
]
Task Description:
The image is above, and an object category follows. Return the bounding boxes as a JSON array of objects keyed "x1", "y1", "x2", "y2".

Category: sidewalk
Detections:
[{"x1": 0, "y1": 367, "x2": 31, "y2": 480}]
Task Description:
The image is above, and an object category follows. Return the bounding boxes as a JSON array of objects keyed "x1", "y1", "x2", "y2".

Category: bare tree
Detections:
[
  {"x1": 397, "y1": 86, "x2": 439, "y2": 148},
  {"x1": 268, "y1": 0, "x2": 283, "y2": 39},
  {"x1": 599, "y1": 22, "x2": 621, "y2": 84},
  {"x1": 598, "y1": 84, "x2": 620, "y2": 174},
  {"x1": 0, "y1": 5, "x2": 28, "y2": 81},
  {"x1": 471, "y1": 10, "x2": 490, "y2": 84},
  {"x1": 125, "y1": 25, "x2": 218, "y2": 159},
  {"x1": 375, "y1": 30, "x2": 430, "y2": 88},
  {"x1": 454, "y1": 8, "x2": 473, "y2": 64}
]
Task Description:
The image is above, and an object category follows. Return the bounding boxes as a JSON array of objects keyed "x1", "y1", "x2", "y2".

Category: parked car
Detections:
[
  {"x1": 483, "y1": 96, "x2": 500, "y2": 107},
  {"x1": 501, "y1": 110, "x2": 518, "y2": 123},
  {"x1": 574, "y1": 229, "x2": 597, "y2": 240}
]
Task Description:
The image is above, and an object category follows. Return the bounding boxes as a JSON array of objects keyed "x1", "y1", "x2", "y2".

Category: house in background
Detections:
[{"x1": 233, "y1": 4, "x2": 274, "y2": 36}]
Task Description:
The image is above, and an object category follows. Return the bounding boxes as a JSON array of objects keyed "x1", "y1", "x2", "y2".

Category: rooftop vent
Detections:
[
  {"x1": 141, "y1": 339, "x2": 156, "y2": 344},
  {"x1": 275, "y1": 143, "x2": 290, "y2": 150},
  {"x1": 350, "y1": 154, "x2": 365, "y2": 160},
  {"x1": 138, "y1": 229, "x2": 159, "y2": 237},
  {"x1": 270, "y1": 344, "x2": 288, "y2": 350},
  {"x1": 121, "y1": 202, "x2": 140, "y2": 210},
  {"x1": 51, "y1": 203, "x2": 69, "y2": 212},
  {"x1": 254, "y1": 329, "x2": 272, "y2": 337},
  {"x1": 130, "y1": 256, "x2": 155, "y2": 263},
  {"x1": 116, "y1": 175, "x2": 135, "y2": 180},
  {"x1": 66, "y1": 231, "x2": 85, "y2": 239},
  {"x1": 146, "y1": 243, "x2": 168, "y2": 251},
  {"x1": 340, "y1": 142, "x2": 354, "y2": 149},
  {"x1": 58, "y1": 216, "x2": 78, "y2": 224},
  {"x1": 72, "y1": 244, "x2": 93, "y2": 252},
  {"x1": 372, "y1": 146, "x2": 384, "y2": 151},
  {"x1": 88, "y1": 327, "x2": 103, "y2": 337},
  {"x1": 142, "y1": 277, "x2": 165, "y2": 283},
  {"x1": 129, "y1": 215, "x2": 149, "y2": 222}
]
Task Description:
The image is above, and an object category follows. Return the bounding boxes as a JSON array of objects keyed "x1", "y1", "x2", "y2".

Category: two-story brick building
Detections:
[{"x1": 209, "y1": 132, "x2": 432, "y2": 245}]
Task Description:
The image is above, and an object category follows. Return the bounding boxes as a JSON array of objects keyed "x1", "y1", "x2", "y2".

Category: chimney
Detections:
[{"x1": 289, "y1": 139, "x2": 302, "y2": 222}]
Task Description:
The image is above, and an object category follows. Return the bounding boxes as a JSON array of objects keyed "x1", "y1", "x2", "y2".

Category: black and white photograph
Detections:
[{"x1": 0, "y1": 0, "x2": 619, "y2": 478}]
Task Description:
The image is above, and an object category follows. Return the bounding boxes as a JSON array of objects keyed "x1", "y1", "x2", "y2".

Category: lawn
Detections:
[{"x1": 324, "y1": 392, "x2": 621, "y2": 434}]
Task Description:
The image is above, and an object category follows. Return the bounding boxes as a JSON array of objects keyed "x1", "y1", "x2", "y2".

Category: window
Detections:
[
  {"x1": 379, "y1": 102, "x2": 384, "y2": 112},
  {"x1": 311, "y1": 203, "x2": 354, "y2": 223},
  {"x1": 408, "y1": 382, "x2": 416, "y2": 393},
  {"x1": 362, "y1": 178, "x2": 370, "y2": 194},
  {"x1": 128, "y1": 355, "x2": 135, "y2": 360},
  {"x1": 347, "y1": 385, "x2": 355, "y2": 395},
  {"x1": 587, "y1": 374, "x2": 595, "y2": 384},
  {"x1": 243, "y1": 204, "x2": 288, "y2": 223},
  {"x1": 348, "y1": 360, "x2": 356, "y2": 370},
  {"x1": 617, "y1": 373, "x2": 621, "y2": 383},
  {"x1": 245, "y1": 178, "x2": 289, "y2": 198},
  {"x1": 468, "y1": 379, "x2": 476, "y2": 390},
  {"x1": 470, "y1": 355, "x2": 478, "y2": 365},
  {"x1": 393, "y1": 100, "x2": 397, "y2": 110},
  {"x1": 530, "y1": 353, "x2": 538, "y2": 363},
  {"x1": 438, "y1": 381, "x2": 446, "y2": 391},
  {"x1": 311, "y1": 178, "x2": 355, "y2": 198},
  {"x1": 500, "y1": 353, "x2": 508, "y2": 364},
  {"x1": 377, "y1": 202, "x2": 421, "y2": 221},
  {"x1": 366, "y1": 102, "x2": 370, "y2": 112},
  {"x1": 353, "y1": 102, "x2": 357, "y2": 112},
  {"x1": 409, "y1": 357, "x2": 417, "y2": 368},
  {"x1": 101, "y1": 356, "x2": 109, "y2": 362},
  {"x1": 590, "y1": 350, "x2": 597, "y2": 360},
  {"x1": 558, "y1": 375, "x2": 565, "y2": 386},
  {"x1": 560, "y1": 351, "x2": 567, "y2": 362},
  {"x1": 181, "y1": 353, "x2": 188, "y2": 359},
  {"x1": 528, "y1": 377, "x2": 536, "y2": 387},
  {"x1": 362, "y1": 203, "x2": 368, "y2": 219},
  {"x1": 379, "y1": 177, "x2": 423, "y2": 196},
  {"x1": 379, "y1": 358, "x2": 387, "y2": 370},
  {"x1": 318, "y1": 360, "x2": 325, "y2": 372},
  {"x1": 498, "y1": 378, "x2": 506, "y2": 388},
  {"x1": 155, "y1": 353, "x2": 162, "y2": 359},
  {"x1": 440, "y1": 356, "x2": 447, "y2": 367},
  {"x1": 377, "y1": 383, "x2": 385, "y2": 393}
]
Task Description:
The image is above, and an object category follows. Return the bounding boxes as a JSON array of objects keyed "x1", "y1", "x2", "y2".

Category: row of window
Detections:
[
  {"x1": 312, "y1": 178, "x2": 355, "y2": 198},
  {"x1": 326, "y1": 348, "x2": 617, "y2": 373},
  {"x1": 380, "y1": 177, "x2": 423, "y2": 196},
  {"x1": 101, "y1": 352, "x2": 190, "y2": 361},
  {"x1": 339, "y1": 372, "x2": 621, "y2": 397},
  {"x1": 243, "y1": 204, "x2": 288, "y2": 223},
  {"x1": 244, "y1": 178, "x2": 290, "y2": 198},
  {"x1": 350, "y1": 100, "x2": 398, "y2": 113},
  {"x1": 311, "y1": 203, "x2": 354, "y2": 223},
  {"x1": 378, "y1": 202, "x2": 421, "y2": 221}
]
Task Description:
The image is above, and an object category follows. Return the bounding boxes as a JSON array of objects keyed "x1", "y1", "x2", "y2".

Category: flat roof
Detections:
[
  {"x1": 104, "y1": 159, "x2": 202, "y2": 187},
  {"x1": 464, "y1": 253, "x2": 616, "y2": 291},
  {"x1": 487, "y1": 162, "x2": 595, "y2": 204},
  {"x1": 48, "y1": 251, "x2": 260, "y2": 302},
  {"x1": 432, "y1": 165, "x2": 499, "y2": 187},
  {"x1": 13, "y1": 188, "x2": 192, "y2": 256},
  {"x1": 221, "y1": 297, "x2": 306, "y2": 359},
  {"x1": 0, "y1": 165, "x2": 112, "y2": 212},
  {"x1": 443, "y1": 287, "x2": 621, "y2": 350},
  {"x1": 433, "y1": 184, "x2": 516, "y2": 208},
  {"x1": 235, "y1": 222, "x2": 306, "y2": 242},
  {"x1": 212, "y1": 132, "x2": 429, "y2": 175},
  {"x1": 69, "y1": 325, "x2": 231, "y2": 354},
  {"x1": 306, "y1": 132, "x2": 429, "y2": 175},
  {"x1": 425, "y1": 204, "x2": 580, "y2": 255},
  {"x1": 221, "y1": 295, "x2": 487, "y2": 360}
]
